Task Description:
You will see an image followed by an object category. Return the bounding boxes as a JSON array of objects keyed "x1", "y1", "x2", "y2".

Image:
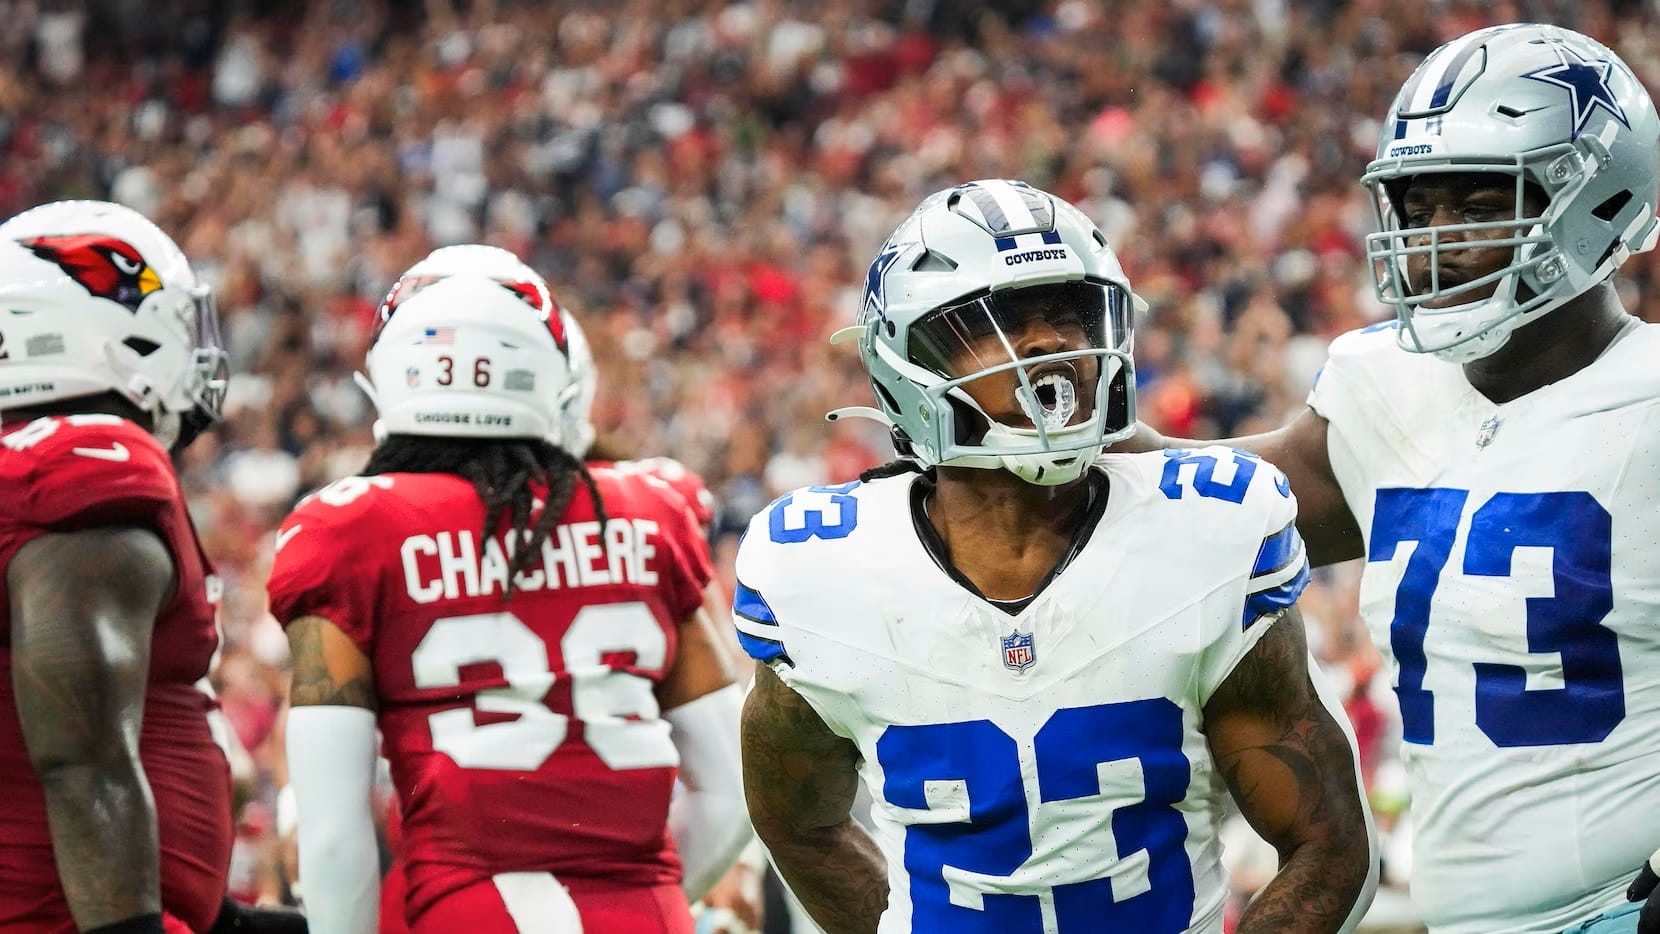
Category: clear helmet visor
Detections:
[{"x1": 908, "y1": 279, "x2": 1132, "y2": 445}]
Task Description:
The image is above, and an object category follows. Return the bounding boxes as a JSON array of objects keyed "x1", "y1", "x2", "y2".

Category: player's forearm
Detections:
[
  {"x1": 287, "y1": 706, "x2": 380, "y2": 934},
  {"x1": 35, "y1": 756, "x2": 162, "y2": 928},
  {"x1": 1237, "y1": 835, "x2": 1372, "y2": 934},
  {"x1": 665, "y1": 685, "x2": 752, "y2": 899},
  {"x1": 761, "y1": 819, "x2": 888, "y2": 934}
]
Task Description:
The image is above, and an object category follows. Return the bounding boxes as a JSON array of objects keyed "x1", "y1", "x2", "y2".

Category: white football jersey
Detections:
[
  {"x1": 734, "y1": 449, "x2": 1316, "y2": 934},
  {"x1": 1310, "y1": 322, "x2": 1660, "y2": 934}
]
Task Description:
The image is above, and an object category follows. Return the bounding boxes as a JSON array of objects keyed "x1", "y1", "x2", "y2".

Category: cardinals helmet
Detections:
[
  {"x1": 0, "y1": 200, "x2": 227, "y2": 448},
  {"x1": 361, "y1": 274, "x2": 572, "y2": 443},
  {"x1": 372, "y1": 245, "x2": 593, "y2": 451}
]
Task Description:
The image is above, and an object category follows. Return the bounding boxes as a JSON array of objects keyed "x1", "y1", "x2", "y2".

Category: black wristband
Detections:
[
  {"x1": 1631, "y1": 859, "x2": 1660, "y2": 902},
  {"x1": 211, "y1": 897, "x2": 310, "y2": 934},
  {"x1": 83, "y1": 914, "x2": 166, "y2": 934}
]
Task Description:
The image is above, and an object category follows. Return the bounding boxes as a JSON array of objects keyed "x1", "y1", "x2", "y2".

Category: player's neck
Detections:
[
  {"x1": 1461, "y1": 287, "x2": 1636, "y2": 405},
  {"x1": 924, "y1": 467, "x2": 1095, "y2": 601}
]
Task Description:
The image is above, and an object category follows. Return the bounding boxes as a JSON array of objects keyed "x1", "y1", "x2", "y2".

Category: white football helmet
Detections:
[
  {"x1": 361, "y1": 274, "x2": 573, "y2": 442},
  {"x1": 561, "y1": 313, "x2": 597, "y2": 458},
  {"x1": 830, "y1": 179, "x2": 1141, "y2": 486},
  {"x1": 1364, "y1": 23, "x2": 1660, "y2": 362},
  {"x1": 375, "y1": 244, "x2": 590, "y2": 449},
  {"x1": 0, "y1": 200, "x2": 228, "y2": 448}
]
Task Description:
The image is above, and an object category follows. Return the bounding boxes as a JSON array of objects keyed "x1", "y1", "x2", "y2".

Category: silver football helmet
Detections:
[
  {"x1": 829, "y1": 180, "x2": 1141, "y2": 486},
  {"x1": 1363, "y1": 23, "x2": 1660, "y2": 363}
]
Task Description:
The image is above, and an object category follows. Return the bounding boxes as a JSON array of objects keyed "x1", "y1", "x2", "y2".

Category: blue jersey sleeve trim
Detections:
[
  {"x1": 1252, "y1": 521, "x2": 1302, "y2": 578},
  {"x1": 734, "y1": 580, "x2": 778, "y2": 626},
  {"x1": 1243, "y1": 560, "x2": 1311, "y2": 630},
  {"x1": 737, "y1": 630, "x2": 794, "y2": 667}
]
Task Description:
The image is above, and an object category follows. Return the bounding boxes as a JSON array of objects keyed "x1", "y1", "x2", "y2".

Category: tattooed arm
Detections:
[
  {"x1": 9, "y1": 527, "x2": 174, "y2": 930},
  {"x1": 1204, "y1": 607, "x2": 1375, "y2": 934},
  {"x1": 282, "y1": 616, "x2": 380, "y2": 934},
  {"x1": 742, "y1": 665, "x2": 887, "y2": 934}
]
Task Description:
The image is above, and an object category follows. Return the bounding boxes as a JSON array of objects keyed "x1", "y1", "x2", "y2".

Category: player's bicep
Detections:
[
  {"x1": 741, "y1": 665, "x2": 861, "y2": 837},
  {"x1": 1157, "y1": 409, "x2": 1362, "y2": 565},
  {"x1": 8, "y1": 527, "x2": 174, "y2": 769},
  {"x1": 285, "y1": 615, "x2": 376, "y2": 710},
  {"x1": 1201, "y1": 607, "x2": 1366, "y2": 854},
  {"x1": 1237, "y1": 410, "x2": 1361, "y2": 565},
  {"x1": 658, "y1": 603, "x2": 737, "y2": 711}
]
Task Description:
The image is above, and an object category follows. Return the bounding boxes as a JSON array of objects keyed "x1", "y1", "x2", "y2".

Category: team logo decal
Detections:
[
  {"x1": 861, "y1": 243, "x2": 902, "y2": 324},
  {"x1": 1523, "y1": 43, "x2": 1632, "y2": 140},
  {"x1": 19, "y1": 234, "x2": 160, "y2": 312}
]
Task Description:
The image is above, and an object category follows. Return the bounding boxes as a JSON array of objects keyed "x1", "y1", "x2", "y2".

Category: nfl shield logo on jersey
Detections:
[{"x1": 1001, "y1": 630, "x2": 1036, "y2": 672}]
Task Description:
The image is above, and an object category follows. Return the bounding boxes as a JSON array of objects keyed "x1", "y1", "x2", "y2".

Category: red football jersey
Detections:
[
  {"x1": 267, "y1": 467, "x2": 713, "y2": 923},
  {"x1": 0, "y1": 415, "x2": 232, "y2": 934},
  {"x1": 592, "y1": 457, "x2": 717, "y2": 534}
]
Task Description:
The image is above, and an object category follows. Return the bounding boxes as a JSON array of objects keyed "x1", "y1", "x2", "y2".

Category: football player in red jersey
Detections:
[
  {"x1": 0, "y1": 201, "x2": 236, "y2": 934},
  {"x1": 271, "y1": 274, "x2": 746, "y2": 933},
  {"x1": 352, "y1": 246, "x2": 751, "y2": 933}
]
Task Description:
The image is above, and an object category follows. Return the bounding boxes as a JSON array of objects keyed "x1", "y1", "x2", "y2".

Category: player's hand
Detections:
[
  {"x1": 698, "y1": 861, "x2": 762, "y2": 934},
  {"x1": 1627, "y1": 847, "x2": 1660, "y2": 933}
]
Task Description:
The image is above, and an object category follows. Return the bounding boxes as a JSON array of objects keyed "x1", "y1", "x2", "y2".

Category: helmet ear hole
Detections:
[
  {"x1": 872, "y1": 380, "x2": 902, "y2": 418},
  {"x1": 1104, "y1": 364, "x2": 1131, "y2": 434},
  {"x1": 123, "y1": 336, "x2": 161, "y2": 356},
  {"x1": 1592, "y1": 190, "x2": 1633, "y2": 222},
  {"x1": 947, "y1": 395, "x2": 988, "y2": 446}
]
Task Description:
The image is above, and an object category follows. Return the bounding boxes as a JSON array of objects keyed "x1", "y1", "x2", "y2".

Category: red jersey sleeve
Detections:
[
  {"x1": 633, "y1": 457, "x2": 718, "y2": 531},
  {"x1": 634, "y1": 475, "x2": 713, "y2": 622},
  {"x1": 0, "y1": 415, "x2": 177, "y2": 531},
  {"x1": 266, "y1": 478, "x2": 394, "y2": 654}
]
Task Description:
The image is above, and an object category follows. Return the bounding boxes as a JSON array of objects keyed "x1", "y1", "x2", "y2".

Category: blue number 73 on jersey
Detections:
[
  {"x1": 1369, "y1": 488, "x2": 1622, "y2": 747},
  {"x1": 876, "y1": 699, "x2": 1196, "y2": 933}
]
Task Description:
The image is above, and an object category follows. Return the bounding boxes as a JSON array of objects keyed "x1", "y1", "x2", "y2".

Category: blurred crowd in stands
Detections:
[{"x1": 6, "y1": 0, "x2": 1656, "y2": 924}]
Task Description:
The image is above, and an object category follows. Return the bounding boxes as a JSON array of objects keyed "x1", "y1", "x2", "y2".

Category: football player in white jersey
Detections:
[
  {"x1": 1126, "y1": 23, "x2": 1660, "y2": 934},
  {"x1": 735, "y1": 179, "x2": 1376, "y2": 934}
]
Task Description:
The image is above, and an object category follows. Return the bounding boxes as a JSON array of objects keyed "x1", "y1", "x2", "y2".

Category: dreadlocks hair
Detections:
[{"x1": 363, "y1": 435, "x2": 606, "y2": 598}]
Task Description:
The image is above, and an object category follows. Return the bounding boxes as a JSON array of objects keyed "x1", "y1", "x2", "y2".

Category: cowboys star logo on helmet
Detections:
[
  {"x1": 1523, "y1": 41, "x2": 1632, "y2": 140},
  {"x1": 861, "y1": 244, "x2": 902, "y2": 324}
]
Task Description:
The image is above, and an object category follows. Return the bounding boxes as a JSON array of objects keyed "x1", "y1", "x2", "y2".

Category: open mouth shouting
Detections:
[{"x1": 1017, "y1": 362, "x2": 1080, "y2": 431}]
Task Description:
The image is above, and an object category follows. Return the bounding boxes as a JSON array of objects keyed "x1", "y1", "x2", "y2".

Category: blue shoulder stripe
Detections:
[
  {"x1": 1252, "y1": 521, "x2": 1301, "y2": 578},
  {"x1": 734, "y1": 580, "x2": 778, "y2": 626},
  {"x1": 737, "y1": 630, "x2": 794, "y2": 667},
  {"x1": 1243, "y1": 560, "x2": 1311, "y2": 630}
]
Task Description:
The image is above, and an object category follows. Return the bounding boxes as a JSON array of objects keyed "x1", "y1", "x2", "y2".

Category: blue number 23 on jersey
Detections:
[{"x1": 876, "y1": 698, "x2": 1196, "y2": 933}]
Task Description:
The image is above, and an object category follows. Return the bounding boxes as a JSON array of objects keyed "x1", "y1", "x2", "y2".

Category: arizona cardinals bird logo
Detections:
[
  {"x1": 373, "y1": 275, "x2": 568, "y2": 351},
  {"x1": 19, "y1": 234, "x2": 161, "y2": 313},
  {"x1": 499, "y1": 280, "x2": 568, "y2": 351}
]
